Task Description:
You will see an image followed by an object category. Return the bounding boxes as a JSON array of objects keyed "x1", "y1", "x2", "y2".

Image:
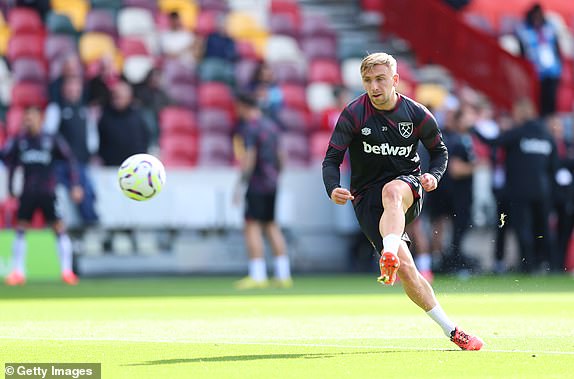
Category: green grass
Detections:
[{"x1": 0, "y1": 275, "x2": 573, "y2": 378}]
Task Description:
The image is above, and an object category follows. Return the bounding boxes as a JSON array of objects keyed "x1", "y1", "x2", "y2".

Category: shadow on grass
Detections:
[{"x1": 126, "y1": 350, "x2": 432, "y2": 366}]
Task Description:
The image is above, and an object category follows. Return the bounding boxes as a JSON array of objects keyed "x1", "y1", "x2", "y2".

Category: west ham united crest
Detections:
[{"x1": 398, "y1": 122, "x2": 413, "y2": 138}]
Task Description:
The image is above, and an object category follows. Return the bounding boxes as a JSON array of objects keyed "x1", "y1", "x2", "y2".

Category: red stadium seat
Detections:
[
  {"x1": 269, "y1": 13, "x2": 299, "y2": 38},
  {"x1": 7, "y1": 34, "x2": 45, "y2": 62},
  {"x1": 301, "y1": 36, "x2": 338, "y2": 60},
  {"x1": 0, "y1": 122, "x2": 5, "y2": 149},
  {"x1": 119, "y1": 37, "x2": 150, "y2": 58},
  {"x1": 301, "y1": 14, "x2": 336, "y2": 39},
  {"x1": 234, "y1": 58, "x2": 260, "y2": 90},
  {"x1": 163, "y1": 58, "x2": 196, "y2": 85},
  {"x1": 361, "y1": 0, "x2": 384, "y2": 12},
  {"x1": 122, "y1": 0, "x2": 158, "y2": 12},
  {"x1": 6, "y1": 106, "x2": 24, "y2": 137},
  {"x1": 236, "y1": 40, "x2": 260, "y2": 60},
  {"x1": 8, "y1": 8, "x2": 44, "y2": 35},
  {"x1": 198, "y1": 108, "x2": 234, "y2": 133},
  {"x1": 198, "y1": 82, "x2": 234, "y2": 114},
  {"x1": 195, "y1": 10, "x2": 220, "y2": 36},
  {"x1": 198, "y1": 0, "x2": 229, "y2": 12},
  {"x1": 280, "y1": 132, "x2": 309, "y2": 167},
  {"x1": 85, "y1": 9, "x2": 117, "y2": 36},
  {"x1": 197, "y1": 132, "x2": 233, "y2": 166},
  {"x1": 310, "y1": 131, "x2": 331, "y2": 161},
  {"x1": 277, "y1": 107, "x2": 311, "y2": 133},
  {"x1": 165, "y1": 83, "x2": 198, "y2": 109},
  {"x1": 280, "y1": 83, "x2": 308, "y2": 110},
  {"x1": 44, "y1": 35, "x2": 77, "y2": 62},
  {"x1": 308, "y1": 59, "x2": 342, "y2": 84},
  {"x1": 160, "y1": 134, "x2": 198, "y2": 167},
  {"x1": 270, "y1": 61, "x2": 307, "y2": 84},
  {"x1": 159, "y1": 106, "x2": 197, "y2": 136},
  {"x1": 11, "y1": 58, "x2": 48, "y2": 83},
  {"x1": 11, "y1": 83, "x2": 47, "y2": 108},
  {"x1": 271, "y1": 0, "x2": 301, "y2": 26}
]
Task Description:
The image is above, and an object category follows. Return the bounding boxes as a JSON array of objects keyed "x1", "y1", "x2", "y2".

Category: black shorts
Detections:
[
  {"x1": 245, "y1": 191, "x2": 276, "y2": 222},
  {"x1": 17, "y1": 192, "x2": 60, "y2": 223},
  {"x1": 352, "y1": 175, "x2": 423, "y2": 254}
]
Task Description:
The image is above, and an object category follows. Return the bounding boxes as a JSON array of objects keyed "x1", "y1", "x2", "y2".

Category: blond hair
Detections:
[{"x1": 360, "y1": 52, "x2": 398, "y2": 77}]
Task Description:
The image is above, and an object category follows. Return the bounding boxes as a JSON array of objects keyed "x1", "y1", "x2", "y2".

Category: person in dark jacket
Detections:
[
  {"x1": 473, "y1": 98, "x2": 559, "y2": 273},
  {"x1": 44, "y1": 75, "x2": 99, "y2": 226},
  {"x1": 98, "y1": 81, "x2": 150, "y2": 166},
  {"x1": 97, "y1": 81, "x2": 150, "y2": 253}
]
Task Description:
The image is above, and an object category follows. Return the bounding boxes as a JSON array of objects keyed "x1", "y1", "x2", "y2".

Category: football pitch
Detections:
[{"x1": 0, "y1": 275, "x2": 573, "y2": 379}]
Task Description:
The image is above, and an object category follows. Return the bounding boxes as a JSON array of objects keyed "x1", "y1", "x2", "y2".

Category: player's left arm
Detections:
[
  {"x1": 54, "y1": 135, "x2": 84, "y2": 203},
  {"x1": 1, "y1": 138, "x2": 19, "y2": 197},
  {"x1": 418, "y1": 109, "x2": 448, "y2": 192}
]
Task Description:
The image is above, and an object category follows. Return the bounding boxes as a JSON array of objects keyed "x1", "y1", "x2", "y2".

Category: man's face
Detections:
[
  {"x1": 63, "y1": 77, "x2": 83, "y2": 103},
  {"x1": 23, "y1": 108, "x2": 43, "y2": 135},
  {"x1": 362, "y1": 64, "x2": 399, "y2": 110},
  {"x1": 111, "y1": 83, "x2": 132, "y2": 111}
]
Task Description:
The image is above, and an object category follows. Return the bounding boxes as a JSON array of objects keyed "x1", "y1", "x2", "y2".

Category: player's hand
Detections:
[
  {"x1": 420, "y1": 173, "x2": 438, "y2": 192},
  {"x1": 330, "y1": 187, "x2": 354, "y2": 205},
  {"x1": 71, "y1": 186, "x2": 84, "y2": 203}
]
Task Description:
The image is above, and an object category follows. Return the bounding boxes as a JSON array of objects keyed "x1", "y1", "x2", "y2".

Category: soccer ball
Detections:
[{"x1": 117, "y1": 153, "x2": 166, "y2": 201}]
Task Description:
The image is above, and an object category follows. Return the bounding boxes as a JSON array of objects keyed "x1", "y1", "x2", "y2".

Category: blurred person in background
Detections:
[
  {"x1": 44, "y1": 75, "x2": 99, "y2": 228},
  {"x1": 98, "y1": 81, "x2": 150, "y2": 166},
  {"x1": 1, "y1": 106, "x2": 82, "y2": 286},
  {"x1": 233, "y1": 92, "x2": 292, "y2": 290},
  {"x1": 548, "y1": 114, "x2": 574, "y2": 271},
  {"x1": 322, "y1": 52, "x2": 483, "y2": 350},
  {"x1": 199, "y1": 13, "x2": 238, "y2": 62},
  {"x1": 86, "y1": 55, "x2": 120, "y2": 110},
  {"x1": 516, "y1": 3, "x2": 563, "y2": 116},
  {"x1": 322, "y1": 85, "x2": 354, "y2": 132},
  {"x1": 159, "y1": 11, "x2": 200, "y2": 67},
  {"x1": 247, "y1": 61, "x2": 284, "y2": 127},
  {"x1": 473, "y1": 98, "x2": 559, "y2": 273},
  {"x1": 98, "y1": 81, "x2": 150, "y2": 254},
  {"x1": 133, "y1": 68, "x2": 170, "y2": 148},
  {"x1": 48, "y1": 53, "x2": 83, "y2": 104},
  {"x1": 487, "y1": 112, "x2": 514, "y2": 274},
  {"x1": 426, "y1": 106, "x2": 478, "y2": 274}
]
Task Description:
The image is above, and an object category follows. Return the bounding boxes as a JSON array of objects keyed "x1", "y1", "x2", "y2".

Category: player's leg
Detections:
[
  {"x1": 397, "y1": 241, "x2": 484, "y2": 350},
  {"x1": 405, "y1": 218, "x2": 433, "y2": 283},
  {"x1": 5, "y1": 194, "x2": 35, "y2": 285},
  {"x1": 262, "y1": 191, "x2": 292, "y2": 287},
  {"x1": 46, "y1": 194, "x2": 79, "y2": 285},
  {"x1": 265, "y1": 221, "x2": 292, "y2": 288},
  {"x1": 378, "y1": 179, "x2": 414, "y2": 284},
  {"x1": 6, "y1": 221, "x2": 29, "y2": 286},
  {"x1": 235, "y1": 191, "x2": 269, "y2": 289}
]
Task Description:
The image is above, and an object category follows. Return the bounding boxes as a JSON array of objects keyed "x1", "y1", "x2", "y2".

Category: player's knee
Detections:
[{"x1": 381, "y1": 182, "x2": 403, "y2": 207}]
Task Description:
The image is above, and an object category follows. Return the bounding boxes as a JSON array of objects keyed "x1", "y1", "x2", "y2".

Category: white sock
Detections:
[
  {"x1": 415, "y1": 253, "x2": 432, "y2": 271},
  {"x1": 426, "y1": 304, "x2": 456, "y2": 337},
  {"x1": 248, "y1": 258, "x2": 267, "y2": 282},
  {"x1": 12, "y1": 230, "x2": 26, "y2": 274},
  {"x1": 56, "y1": 233, "x2": 73, "y2": 273},
  {"x1": 382, "y1": 234, "x2": 401, "y2": 255},
  {"x1": 274, "y1": 254, "x2": 291, "y2": 280}
]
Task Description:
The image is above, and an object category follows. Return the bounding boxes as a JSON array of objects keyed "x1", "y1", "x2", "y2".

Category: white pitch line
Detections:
[{"x1": 0, "y1": 335, "x2": 573, "y2": 355}]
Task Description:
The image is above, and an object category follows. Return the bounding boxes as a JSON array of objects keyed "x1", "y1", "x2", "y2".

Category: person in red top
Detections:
[{"x1": 322, "y1": 52, "x2": 483, "y2": 350}]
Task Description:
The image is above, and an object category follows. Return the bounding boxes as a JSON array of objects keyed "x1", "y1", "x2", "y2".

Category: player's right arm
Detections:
[{"x1": 322, "y1": 108, "x2": 356, "y2": 205}]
